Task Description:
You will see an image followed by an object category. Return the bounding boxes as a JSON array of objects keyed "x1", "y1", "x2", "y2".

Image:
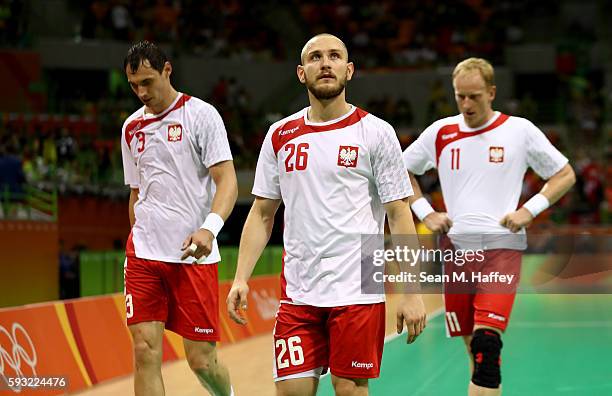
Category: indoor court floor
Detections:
[{"x1": 76, "y1": 254, "x2": 612, "y2": 395}]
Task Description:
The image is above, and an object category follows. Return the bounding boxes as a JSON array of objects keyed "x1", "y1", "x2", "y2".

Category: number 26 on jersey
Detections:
[{"x1": 285, "y1": 143, "x2": 309, "y2": 172}]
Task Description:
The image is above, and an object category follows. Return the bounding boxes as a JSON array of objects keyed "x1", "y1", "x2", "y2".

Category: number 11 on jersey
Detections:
[{"x1": 450, "y1": 148, "x2": 460, "y2": 170}]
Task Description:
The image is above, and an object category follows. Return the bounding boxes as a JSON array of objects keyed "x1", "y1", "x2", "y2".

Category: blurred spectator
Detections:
[
  {"x1": 110, "y1": 0, "x2": 133, "y2": 41},
  {"x1": 0, "y1": 138, "x2": 26, "y2": 217},
  {"x1": 81, "y1": 0, "x2": 111, "y2": 39},
  {"x1": 59, "y1": 240, "x2": 80, "y2": 299}
]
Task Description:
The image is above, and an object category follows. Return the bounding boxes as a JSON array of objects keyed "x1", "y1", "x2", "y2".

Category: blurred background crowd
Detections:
[{"x1": 0, "y1": 0, "x2": 610, "y2": 237}]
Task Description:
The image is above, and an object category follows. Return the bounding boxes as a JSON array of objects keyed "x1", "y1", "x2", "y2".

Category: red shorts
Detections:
[
  {"x1": 273, "y1": 302, "x2": 385, "y2": 380},
  {"x1": 124, "y1": 255, "x2": 220, "y2": 341},
  {"x1": 444, "y1": 249, "x2": 522, "y2": 336}
]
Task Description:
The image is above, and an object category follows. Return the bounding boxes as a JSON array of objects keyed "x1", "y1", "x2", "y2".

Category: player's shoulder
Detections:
[
  {"x1": 265, "y1": 108, "x2": 307, "y2": 139},
  {"x1": 419, "y1": 114, "x2": 463, "y2": 137},
  {"x1": 122, "y1": 106, "x2": 145, "y2": 132},
  {"x1": 359, "y1": 109, "x2": 395, "y2": 132},
  {"x1": 505, "y1": 114, "x2": 536, "y2": 128},
  {"x1": 503, "y1": 114, "x2": 542, "y2": 138},
  {"x1": 431, "y1": 114, "x2": 463, "y2": 130},
  {"x1": 183, "y1": 94, "x2": 220, "y2": 116}
]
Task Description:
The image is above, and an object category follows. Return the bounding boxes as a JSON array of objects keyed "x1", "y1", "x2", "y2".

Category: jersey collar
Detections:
[
  {"x1": 303, "y1": 104, "x2": 356, "y2": 126},
  {"x1": 458, "y1": 111, "x2": 501, "y2": 132}
]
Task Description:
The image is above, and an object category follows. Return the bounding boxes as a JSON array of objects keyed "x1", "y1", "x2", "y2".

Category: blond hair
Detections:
[{"x1": 452, "y1": 58, "x2": 495, "y2": 87}]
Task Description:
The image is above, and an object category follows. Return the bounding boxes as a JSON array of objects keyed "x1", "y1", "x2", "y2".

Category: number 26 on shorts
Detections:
[{"x1": 276, "y1": 336, "x2": 304, "y2": 369}]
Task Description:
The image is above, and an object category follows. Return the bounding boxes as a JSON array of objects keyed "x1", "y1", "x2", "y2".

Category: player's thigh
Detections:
[
  {"x1": 124, "y1": 256, "x2": 168, "y2": 324},
  {"x1": 327, "y1": 303, "x2": 385, "y2": 379},
  {"x1": 474, "y1": 293, "x2": 515, "y2": 332},
  {"x1": 331, "y1": 375, "x2": 368, "y2": 396},
  {"x1": 444, "y1": 292, "x2": 474, "y2": 337},
  {"x1": 275, "y1": 377, "x2": 319, "y2": 396},
  {"x1": 165, "y1": 262, "x2": 220, "y2": 341},
  {"x1": 478, "y1": 249, "x2": 522, "y2": 294},
  {"x1": 128, "y1": 320, "x2": 165, "y2": 362},
  {"x1": 473, "y1": 249, "x2": 522, "y2": 331},
  {"x1": 273, "y1": 304, "x2": 328, "y2": 380}
]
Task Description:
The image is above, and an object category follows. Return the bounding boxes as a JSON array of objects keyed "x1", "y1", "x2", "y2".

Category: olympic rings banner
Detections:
[{"x1": 0, "y1": 275, "x2": 280, "y2": 395}]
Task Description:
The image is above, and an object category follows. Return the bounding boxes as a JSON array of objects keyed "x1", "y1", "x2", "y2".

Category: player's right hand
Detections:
[
  {"x1": 227, "y1": 281, "x2": 249, "y2": 325},
  {"x1": 423, "y1": 212, "x2": 453, "y2": 233},
  {"x1": 397, "y1": 294, "x2": 427, "y2": 344}
]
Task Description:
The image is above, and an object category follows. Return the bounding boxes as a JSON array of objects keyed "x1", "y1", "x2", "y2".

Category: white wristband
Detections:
[
  {"x1": 522, "y1": 193, "x2": 549, "y2": 217},
  {"x1": 410, "y1": 197, "x2": 435, "y2": 221},
  {"x1": 201, "y1": 213, "x2": 224, "y2": 238}
]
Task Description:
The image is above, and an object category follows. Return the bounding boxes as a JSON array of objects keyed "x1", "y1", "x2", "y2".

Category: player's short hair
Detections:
[
  {"x1": 453, "y1": 58, "x2": 495, "y2": 87},
  {"x1": 300, "y1": 33, "x2": 348, "y2": 64},
  {"x1": 124, "y1": 41, "x2": 168, "y2": 74}
]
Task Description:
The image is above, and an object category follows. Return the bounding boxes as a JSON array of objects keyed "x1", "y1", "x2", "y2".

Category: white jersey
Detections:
[
  {"x1": 121, "y1": 93, "x2": 233, "y2": 264},
  {"x1": 403, "y1": 112, "x2": 568, "y2": 246},
  {"x1": 253, "y1": 106, "x2": 413, "y2": 307}
]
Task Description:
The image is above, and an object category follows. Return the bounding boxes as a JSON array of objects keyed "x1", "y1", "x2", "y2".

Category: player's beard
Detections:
[{"x1": 305, "y1": 75, "x2": 347, "y2": 100}]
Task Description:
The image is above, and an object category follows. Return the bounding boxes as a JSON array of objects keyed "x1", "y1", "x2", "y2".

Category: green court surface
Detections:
[{"x1": 318, "y1": 294, "x2": 612, "y2": 395}]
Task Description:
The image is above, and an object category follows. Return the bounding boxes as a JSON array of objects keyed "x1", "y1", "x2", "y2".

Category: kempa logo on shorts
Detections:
[
  {"x1": 194, "y1": 327, "x2": 214, "y2": 334},
  {"x1": 279, "y1": 126, "x2": 299, "y2": 136},
  {"x1": 351, "y1": 361, "x2": 374, "y2": 369},
  {"x1": 487, "y1": 313, "x2": 506, "y2": 322},
  {"x1": 442, "y1": 132, "x2": 458, "y2": 140}
]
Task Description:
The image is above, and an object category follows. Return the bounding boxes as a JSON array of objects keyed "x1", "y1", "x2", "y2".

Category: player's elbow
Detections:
[
  {"x1": 561, "y1": 164, "x2": 576, "y2": 189},
  {"x1": 567, "y1": 165, "x2": 576, "y2": 187}
]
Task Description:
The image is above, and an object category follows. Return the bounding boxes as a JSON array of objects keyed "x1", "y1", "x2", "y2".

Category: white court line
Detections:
[{"x1": 320, "y1": 307, "x2": 446, "y2": 379}]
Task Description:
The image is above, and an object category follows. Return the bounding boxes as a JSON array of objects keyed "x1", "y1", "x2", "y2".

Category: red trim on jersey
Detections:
[
  {"x1": 434, "y1": 113, "x2": 510, "y2": 166},
  {"x1": 124, "y1": 94, "x2": 192, "y2": 146},
  {"x1": 271, "y1": 108, "x2": 369, "y2": 155},
  {"x1": 280, "y1": 249, "x2": 292, "y2": 302}
]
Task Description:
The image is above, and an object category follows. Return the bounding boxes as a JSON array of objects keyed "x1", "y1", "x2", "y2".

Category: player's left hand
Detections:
[
  {"x1": 500, "y1": 208, "x2": 533, "y2": 233},
  {"x1": 180, "y1": 229, "x2": 214, "y2": 260},
  {"x1": 397, "y1": 294, "x2": 427, "y2": 344}
]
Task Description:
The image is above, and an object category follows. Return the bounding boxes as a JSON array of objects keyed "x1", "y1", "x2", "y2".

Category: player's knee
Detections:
[
  {"x1": 332, "y1": 377, "x2": 367, "y2": 396},
  {"x1": 470, "y1": 328, "x2": 503, "y2": 388},
  {"x1": 186, "y1": 348, "x2": 218, "y2": 378},
  {"x1": 133, "y1": 339, "x2": 162, "y2": 367}
]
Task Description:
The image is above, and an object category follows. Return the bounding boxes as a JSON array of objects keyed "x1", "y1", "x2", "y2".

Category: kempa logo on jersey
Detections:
[
  {"x1": 0, "y1": 322, "x2": 38, "y2": 391},
  {"x1": 279, "y1": 126, "x2": 299, "y2": 136},
  {"x1": 128, "y1": 122, "x2": 142, "y2": 136},
  {"x1": 351, "y1": 361, "x2": 374, "y2": 369},
  {"x1": 194, "y1": 327, "x2": 214, "y2": 334},
  {"x1": 489, "y1": 146, "x2": 504, "y2": 163},
  {"x1": 442, "y1": 132, "x2": 458, "y2": 140},
  {"x1": 487, "y1": 313, "x2": 506, "y2": 322},
  {"x1": 338, "y1": 145, "x2": 359, "y2": 168},
  {"x1": 168, "y1": 124, "x2": 183, "y2": 142}
]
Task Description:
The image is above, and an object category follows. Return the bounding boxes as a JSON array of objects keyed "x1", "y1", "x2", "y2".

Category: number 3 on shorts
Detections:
[
  {"x1": 126, "y1": 293, "x2": 134, "y2": 318},
  {"x1": 276, "y1": 336, "x2": 304, "y2": 369}
]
